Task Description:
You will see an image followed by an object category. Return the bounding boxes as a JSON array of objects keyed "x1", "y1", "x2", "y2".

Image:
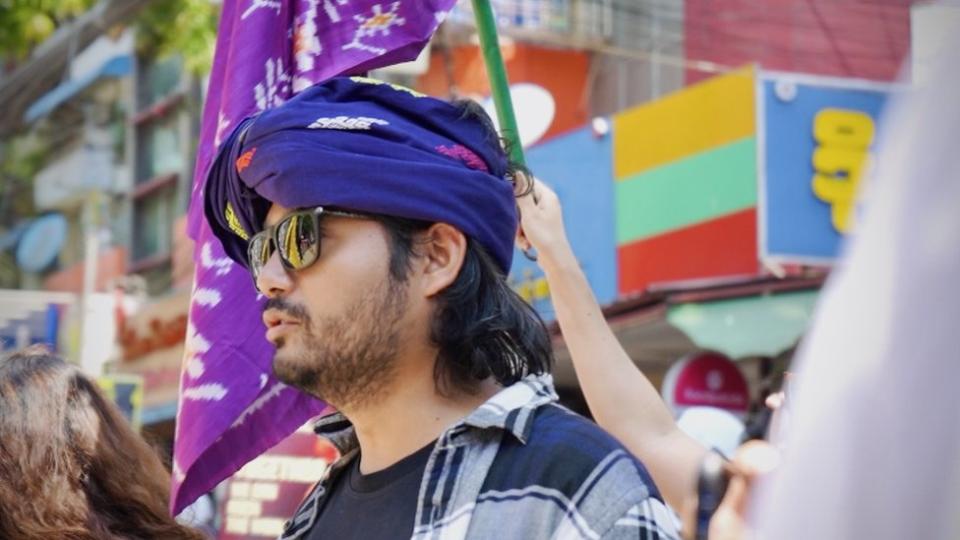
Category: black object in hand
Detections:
[{"x1": 694, "y1": 450, "x2": 731, "y2": 540}]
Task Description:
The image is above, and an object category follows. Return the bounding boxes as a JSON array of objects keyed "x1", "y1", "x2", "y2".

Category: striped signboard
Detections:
[{"x1": 613, "y1": 66, "x2": 759, "y2": 295}]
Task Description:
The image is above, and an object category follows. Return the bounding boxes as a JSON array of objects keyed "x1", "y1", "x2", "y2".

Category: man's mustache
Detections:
[{"x1": 264, "y1": 297, "x2": 311, "y2": 322}]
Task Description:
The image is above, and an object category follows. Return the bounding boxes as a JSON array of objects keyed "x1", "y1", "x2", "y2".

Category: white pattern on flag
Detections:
[
  {"x1": 241, "y1": 0, "x2": 282, "y2": 20},
  {"x1": 230, "y1": 382, "x2": 288, "y2": 428},
  {"x1": 200, "y1": 242, "x2": 233, "y2": 277},
  {"x1": 186, "y1": 357, "x2": 205, "y2": 379},
  {"x1": 255, "y1": 57, "x2": 292, "y2": 111},
  {"x1": 172, "y1": 460, "x2": 185, "y2": 483},
  {"x1": 183, "y1": 383, "x2": 229, "y2": 401},
  {"x1": 192, "y1": 288, "x2": 223, "y2": 307},
  {"x1": 322, "y1": 0, "x2": 349, "y2": 22},
  {"x1": 214, "y1": 111, "x2": 231, "y2": 148},
  {"x1": 294, "y1": 0, "x2": 324, "y2": 91},
  {"x1": 184, "y1": 324, "x2": 210, "y2": 379},
  {"x1": 186, "y1": 323, "x2": 211, "y2": 353},
  {"x1": 343, "y1": 2, "x2": 407, "y2": 55}
]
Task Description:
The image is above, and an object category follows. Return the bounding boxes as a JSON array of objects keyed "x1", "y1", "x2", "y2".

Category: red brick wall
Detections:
[{"x1": 685, "y1": 0, "x2": 914, "y2": 84}]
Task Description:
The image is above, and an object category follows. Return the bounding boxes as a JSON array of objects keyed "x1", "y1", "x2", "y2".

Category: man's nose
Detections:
[{"x1": 256, "y1": 249, "x2": 293, "y2": 298}]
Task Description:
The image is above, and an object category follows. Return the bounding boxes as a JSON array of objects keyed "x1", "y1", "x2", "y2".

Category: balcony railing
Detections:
[
  {"x1": 449, "y1": 0, "x2": 613, "y2": 45},
  {"x1": 448, "y1": 0, "x2": 683, "y2": 53}
]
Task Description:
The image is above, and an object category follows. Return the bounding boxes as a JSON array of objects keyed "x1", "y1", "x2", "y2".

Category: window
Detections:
[
  {"x1": 136, "y1": 112, "x2": 184, "y2": 181},
  {"x1": 132, "y1": 183, "x2": 176, "y2": 262},
  {"x1": 450, "y1": 0, "x2": 580, "y2": 37},
  {"x1": 131, "y1": 54, "x2": 187, "y2": 270},
  {"x1": 138, "y1": 55, "x2": 183, "y2": 109}
]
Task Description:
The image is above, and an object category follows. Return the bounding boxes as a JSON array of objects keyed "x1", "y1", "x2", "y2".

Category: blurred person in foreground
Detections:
[
  {"x1": 0, "y1": 346, "x2": 204, "y2": 540},
  {"x1": 203, "y1": 77, "x2": 678, "y2": 539},
  {"x1": 750, "y1": 17, "x2": 960, "y2": 540},
  {"x1": 517, "y1": 15, "x2": 960, "y2": 540}
]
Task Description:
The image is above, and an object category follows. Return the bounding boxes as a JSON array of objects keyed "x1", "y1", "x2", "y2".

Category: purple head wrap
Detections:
[{"x1": 204, "y1": 76, "x2": 518, "y2": 273}]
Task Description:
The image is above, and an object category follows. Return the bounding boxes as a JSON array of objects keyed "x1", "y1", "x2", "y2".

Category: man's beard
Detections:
[{"x1": 267, "y1": 276, "x2": 408, "y2": 410}]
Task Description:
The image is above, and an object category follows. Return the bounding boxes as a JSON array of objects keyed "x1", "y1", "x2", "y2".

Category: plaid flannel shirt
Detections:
[{"x1": 279, "y1": 374, "x2": 679, "y2": 539}]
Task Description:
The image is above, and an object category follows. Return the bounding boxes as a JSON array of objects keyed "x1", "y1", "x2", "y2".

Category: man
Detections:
[{"x1": 205, "y1": 77, "x2": 678, "y2": 540}]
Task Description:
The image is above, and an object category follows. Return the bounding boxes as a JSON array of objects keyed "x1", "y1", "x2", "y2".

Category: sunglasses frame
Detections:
[{"x1": 247, "y1": 206, "x2": 366, "y2": 290}]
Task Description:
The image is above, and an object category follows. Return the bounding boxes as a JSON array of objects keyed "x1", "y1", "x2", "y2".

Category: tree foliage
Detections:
[
  {"x1": 135, "y1": 0, "x2": 220, "y2": 75},
  {"x1": 0, "y1": 0, "x2": 98, "y2": 59},
  {"x1": 0, "y1": 0, "x2": 220, "y2": 75},
  {"x1": 0, "y1": 135, "x2": 47, "y2": 287}
]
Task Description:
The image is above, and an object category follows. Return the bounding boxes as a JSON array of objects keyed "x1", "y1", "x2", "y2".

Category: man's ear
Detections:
[{"x1": 418, "y1": 223, "x2": 467, "y2": 297}]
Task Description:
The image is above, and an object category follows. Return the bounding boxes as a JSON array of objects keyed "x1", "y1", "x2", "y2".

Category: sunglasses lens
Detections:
[
  {"x1": 248, "y1": 233, "x2": 273, "y2": 281},
  {"x1": 277, "y1": 212, "x2": 319, "y2": 270}
]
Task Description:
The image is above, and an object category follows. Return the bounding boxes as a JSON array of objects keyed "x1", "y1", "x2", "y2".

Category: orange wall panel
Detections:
[{"x1": 417, "y1": 43, "x2": 589, "y2": 142}]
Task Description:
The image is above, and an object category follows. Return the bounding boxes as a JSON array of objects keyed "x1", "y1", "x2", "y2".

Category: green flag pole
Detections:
[{"x1": 470, "y1": 0, "x2": 526, "y2": 167}]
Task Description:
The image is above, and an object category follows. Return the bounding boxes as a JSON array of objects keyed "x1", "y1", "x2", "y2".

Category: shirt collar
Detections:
[
  {"x1": 313, "y1": 373, "x2": 558, "y2": 451},
  {"x1": 460, "y1": 373, "x2": 557, "y2": 444}
]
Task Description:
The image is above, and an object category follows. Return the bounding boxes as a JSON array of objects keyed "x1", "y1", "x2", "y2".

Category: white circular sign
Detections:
[{"x1": 482, "y1": 83, "x2": 556, "y2": 148}]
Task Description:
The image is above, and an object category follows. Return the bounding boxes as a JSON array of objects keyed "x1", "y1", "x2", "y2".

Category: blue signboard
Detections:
[
  {"x1": 15, "y1": 213, "x2": 67, "y2": 272},
  {"x1": 760, "y1": 75, "x2": 893, "y2": 263},
  {"x1": 508, "y1": 126, "x2": 617, "y2": 320}
]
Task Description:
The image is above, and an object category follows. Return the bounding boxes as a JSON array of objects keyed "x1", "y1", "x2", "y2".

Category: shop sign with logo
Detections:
[
  {"x1": 661, "y1": 351, "x2": 750, "y2": 419},
  {"x1": 759, "y1": 73, "x2": 895, "y2": 264}
]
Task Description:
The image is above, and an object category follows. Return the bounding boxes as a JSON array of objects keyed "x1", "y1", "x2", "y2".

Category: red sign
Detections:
[
  {"x1": 661, "y1": 352, "x2": 750, "y2": 415},
  {"x1": 218, "y1": 425, "x2": 339, "y2": 539}
]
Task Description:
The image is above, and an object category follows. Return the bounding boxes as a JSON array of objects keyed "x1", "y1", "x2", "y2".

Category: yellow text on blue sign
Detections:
[
  {"x1": 510, "y1": 268, "x2": 550, "y2": 304},
  {"x1": 810, "y1": 108, "x2": 876, "y2": 233}
]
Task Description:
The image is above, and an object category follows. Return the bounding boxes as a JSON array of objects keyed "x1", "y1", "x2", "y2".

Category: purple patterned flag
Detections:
[{"x1": 174, "y1": 0, "x2": 457, "y2": 515}]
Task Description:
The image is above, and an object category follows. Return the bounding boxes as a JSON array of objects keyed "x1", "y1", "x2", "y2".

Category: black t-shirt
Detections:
[{"x1": 305, "y1": 442, "x2": 434, "y2": 539}]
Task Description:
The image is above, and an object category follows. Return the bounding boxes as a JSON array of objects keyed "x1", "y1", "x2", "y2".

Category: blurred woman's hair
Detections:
[{"x1": 0, "y1": 346, "x2": 203, "y2": 540}]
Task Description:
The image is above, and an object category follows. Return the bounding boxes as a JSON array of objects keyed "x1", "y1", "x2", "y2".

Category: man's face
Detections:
[{"x1": 256, "y1": 204, "x2": 410, "y2": 409}]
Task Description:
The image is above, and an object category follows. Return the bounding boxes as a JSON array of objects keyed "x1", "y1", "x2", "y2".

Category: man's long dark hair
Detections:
[
  {"x1": 376, "y1": 215, "x2": 553, "y2": 395},
  {"x1": 373, "y1": 99, "x2": 553, "y2": 395}
]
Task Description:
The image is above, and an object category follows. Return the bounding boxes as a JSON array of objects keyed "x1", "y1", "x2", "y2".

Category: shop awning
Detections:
[
  {"x1": 551, "y1": 303, "x2": 699, "y2": 387},
  {"x1": 24, "y1": 55, "x2": 131, "y2": 123},
  {"x1": 667, "y1": 289, "x2": 819, "y2": 358},
  {"x1": 548, "y1": 275, "x2": 825, "y2": 388}
]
